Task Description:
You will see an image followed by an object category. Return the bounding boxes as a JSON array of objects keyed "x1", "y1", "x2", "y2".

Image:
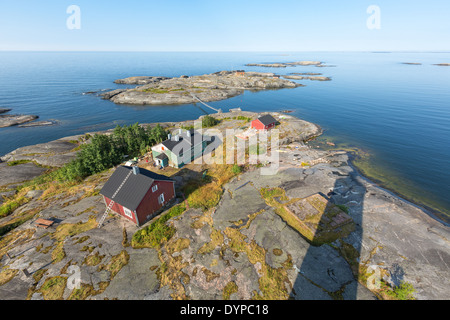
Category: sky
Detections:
[{"x1": 0, "y1": 0, "x2": 449, "y2": 51}]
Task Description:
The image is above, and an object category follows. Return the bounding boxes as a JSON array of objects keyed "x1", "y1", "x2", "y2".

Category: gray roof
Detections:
[
  {"x1": 100, "y1": 166, "x2": 174, "y2": 211},
  {"x1": 161, "y1": 129, "x2": 203, "y2": 154},
  {"x1": 256, "y1": 114, "x2": 277, "y2": 126},
  {"x1": 155, "y1": 153, "x2": 168, "y2": 160}
]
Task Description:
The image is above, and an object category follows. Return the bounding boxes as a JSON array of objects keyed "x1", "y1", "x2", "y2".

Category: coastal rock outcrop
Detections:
[
  {"x1": 0, "y1": 108, "x2": 12, "y2": 114},
  {"x1": 282, "y1": 75, "x2": 331, "y2": 81},
  {"x1": 0, "y1": 114, "x2": 39, "y2": 128},
  {"x1": 246, "y1": 61, "x2": 325, "y2": 68},
  {"x1": 101, "y1": 71, "x2": 302, "y2": 105}
]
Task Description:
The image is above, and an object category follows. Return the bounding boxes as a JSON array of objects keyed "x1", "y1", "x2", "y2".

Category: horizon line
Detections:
[{"x1": 1, "y1": 50, "x2": 450, "y2": 53}]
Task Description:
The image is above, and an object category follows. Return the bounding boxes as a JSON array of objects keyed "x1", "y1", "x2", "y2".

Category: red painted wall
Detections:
[
  {"x1": 136, "y1": 180, "x2": 175, "y2": 225},
  {"x1": 251, "y1": 119, "x2": 275, "y2": 130},
  {"x1": 103, "y1": 195, "x2": 138, "y2": 224}
]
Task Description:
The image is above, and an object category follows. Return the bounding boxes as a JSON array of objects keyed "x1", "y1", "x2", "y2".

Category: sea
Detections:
[{"x1": 0, "y1": 51, "x2": 449, "y2": 223}]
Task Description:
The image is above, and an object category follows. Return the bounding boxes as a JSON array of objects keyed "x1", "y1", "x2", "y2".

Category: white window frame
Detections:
[
  {"x1": 123, "y1": 207, "x2": 133, "y2": 218},
  {"x1": 152, "y1": 184, "x2": 158, "y2": 192},
  {"x1": 158, "y1": 193, "x2": 165, "y2": 205}
]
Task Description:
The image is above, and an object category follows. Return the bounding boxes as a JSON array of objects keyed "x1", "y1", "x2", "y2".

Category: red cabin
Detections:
[
  {"x1": 251, "y1": 114, "x2": 277, "y2": 131},
  {"x1": 100, "y1": 166, "x2": 175, "y2": 226}
]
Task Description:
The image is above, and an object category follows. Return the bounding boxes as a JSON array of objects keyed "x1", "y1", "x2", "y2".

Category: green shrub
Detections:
[
  {"x1": 132, "y1": 203, "x2": 187, "y2": 248},
  {"x1": 202, "y1": 115, "x2": 219, "y2": 128},
  {"x1": 387, "y1": 281, "x2": 416, "y2": 300},
  {"x1": 232, "y1": 164, "x2": 242, "y2": 174}
]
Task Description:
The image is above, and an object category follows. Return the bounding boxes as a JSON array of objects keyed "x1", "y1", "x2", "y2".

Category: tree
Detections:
[{"x1": 202, "y1": 115, "x2": 219, "y2": 128}]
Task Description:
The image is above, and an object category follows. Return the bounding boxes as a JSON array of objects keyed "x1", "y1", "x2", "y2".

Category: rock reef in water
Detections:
[
  {"x1": 101, "y1": 71, "x2": 303, "y2": 105},
  {"x1": 0, "y1": 108, "x2": 12, "y2": 114},
  {"x1": 0, "y1": 114, "x2": 39, "y2": 128},
  {"x1": 433, "y1": 63, "x2": 450, "y2": 66},
  {"x1": 246, "y1": 61, "x2": 325, "y2": 68},
  {"x1": 282, "y1": 75, "x2": 331, "y2": 81}
]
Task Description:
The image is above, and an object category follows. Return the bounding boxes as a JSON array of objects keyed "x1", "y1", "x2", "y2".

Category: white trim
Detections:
[
  {"x1": 123, "y1": 207, "x2": 133, "y2": 218},
  {"x1": 158, "y1": 193, "x2": 165, "y2": 205},
  {"x1": 152, "y1": 184, "x2": 158, "y2": 192}
]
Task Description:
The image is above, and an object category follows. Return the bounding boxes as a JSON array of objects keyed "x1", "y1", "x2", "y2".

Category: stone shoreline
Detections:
[{"x1": 0, "y1": 112, "x2": 448, "y2": 300}]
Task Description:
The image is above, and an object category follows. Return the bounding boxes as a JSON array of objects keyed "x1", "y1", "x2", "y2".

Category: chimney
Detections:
[
  {"x1": 168, "y1": 134, "x2": 172, "y2": 140},
  {"x1": 187, "y1": 130, "x2": 191, "y2": 138},
  {"x1": 132, "y1": 166, "x2": 140, "y2": 175},
  {"x1": 174, "y1": 135, "x2": 179, "y2": 142}
]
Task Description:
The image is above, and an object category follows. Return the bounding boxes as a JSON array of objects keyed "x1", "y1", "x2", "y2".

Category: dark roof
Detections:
[
  {"x1": 161, "y1": 129, "x2": 203, "y2": 154},
  {"x1": 100, "y1": 166, "x2": 174, "y2": 211},
  {"x1": 155, "y1": 153, "x2": 168, "y2": 160},
  {"x1": 255, "y1": 114, "x2": 277, "y2": 126}
]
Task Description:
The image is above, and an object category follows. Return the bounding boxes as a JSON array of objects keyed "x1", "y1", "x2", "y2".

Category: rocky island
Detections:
[
  {"x1": 0, "y1": 111, "x2": 448, "y2": 301},
  {"x1": 101, "y1": 71, "x2": 302, "y2": 106},
  {"x1": 0, "y1": 114, "x2": 39, "y2": 128}
]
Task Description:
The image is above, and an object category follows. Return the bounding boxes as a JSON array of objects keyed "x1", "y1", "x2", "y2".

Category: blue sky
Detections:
[{"x1": 0, "y1": 0, "x2": 449, "y2": 51}]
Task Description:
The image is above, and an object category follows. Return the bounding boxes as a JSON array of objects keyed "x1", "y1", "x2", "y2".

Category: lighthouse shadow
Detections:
[{"x1": 289, "y1": 173, "x2": 375, "y2": 300}]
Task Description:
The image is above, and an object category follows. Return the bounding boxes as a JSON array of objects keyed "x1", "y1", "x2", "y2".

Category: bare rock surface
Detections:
[
  {"x1": 102, "y1": 71, "x2": 302, "y2": 105},
  {"x1": 0, "y1": 113, "x2": 448, "y2": 301},
  {"x1": 0, "y1": 114, "x2": 39, "y2": 128},
  {"x1": 1, "y1": 136, "x2": 81, "y2": 171}
]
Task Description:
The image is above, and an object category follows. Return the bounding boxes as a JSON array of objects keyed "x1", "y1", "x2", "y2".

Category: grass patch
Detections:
[
  {"x1": 132, "y1": 203, "x2": 187, "y2": 249},
  {"x1": 166, "y1": 238, "x2": 190, "y2": 255},
  {"x1": 51, "y1": 242, "x2": 66, "y2": 264},
  {"x1": 39, "y1": 276, "x2": 67, "y2": 300},
  {"x1": 197, "y1": 229, "x2": 224, "y2": 255},
  {"x1": 0, "y1": 268, "x2": 19, "y2": 286},
  {"x1": 223, "y1": 281, "x2": 239, "y2": 300},
  {"x1": 51, "y1": 217, "x2": 98, "y2": 242},
  {"x1": 98, "y1": 250, "x2": 130, "y2": 279},
  {"x1": 385, "y1": 281, "x2": 416, "y2": 300},
  {"x1": 223, "y1": 227, "x2": 292, "y2": 300},
  {"x1": 67, "y1": 282, "x2": 109, "y2": 300},
  {"x1": 336, "y1": 204, "x2": 349, "y2": 214},
  {"x1": 84, "y1": 252, "x2": 104, "y2": 267},
  {"x1": 0, "y1": 196, "x2": 29, "y2": 218},
  {"x1": 7, "y1": 160, "x2": 32, "y2": 166}
]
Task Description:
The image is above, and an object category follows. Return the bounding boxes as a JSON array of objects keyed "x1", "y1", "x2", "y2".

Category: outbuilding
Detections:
[
  {"x1": 251, "y1": 114, "x2": 277, "y2": 131},
  {"x1": 99, "y1": 166, "x2": 175, "y2": 226}
]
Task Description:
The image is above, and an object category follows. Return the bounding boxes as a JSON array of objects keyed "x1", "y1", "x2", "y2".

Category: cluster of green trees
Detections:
[
  {"x1": 202, "y1": 115, "x2": 219, "y2": 128},
  {"x1": 57, "y1": 123, "x2": 168, "y2": 181}
]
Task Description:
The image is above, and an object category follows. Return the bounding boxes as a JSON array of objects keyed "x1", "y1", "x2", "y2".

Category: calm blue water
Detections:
[{"x1": 0, "y1": 52, "x2": 449, "y2": 220}]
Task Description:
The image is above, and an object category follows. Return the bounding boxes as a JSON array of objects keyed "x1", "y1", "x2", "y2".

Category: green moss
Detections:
[
  {"x1": 197, "y1": 229, "x2": 224, "y2": 254},
  {"x1": 0, "y1": 196, "x2": 29, "y2": 218},
  {"x1": 7, "y1": 160, "x2": 32, "y2": 166},
  {"x1": 83, "y1": 252, "x2": 104, "y2": 267},
  {"x1": 40, "y1": 276, "x2": 67, "y2": 300},
  {"x1": 223, "y1": 281, "x2": 239, "y2": 300},
  {"x1": 51, "y1": 242, "x2": 66, "y2": 264},
  {"x1": 98, "y1": 250, "x2": 129, "y2": 279}
]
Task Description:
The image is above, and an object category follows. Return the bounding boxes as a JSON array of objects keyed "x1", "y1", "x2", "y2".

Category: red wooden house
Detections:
[
  {"x1": 251, "y1": 114, "x2": 277, "y2": 131},
  {"x1": 99, "y1": 166, "x2": 175, "y2": 226}
]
